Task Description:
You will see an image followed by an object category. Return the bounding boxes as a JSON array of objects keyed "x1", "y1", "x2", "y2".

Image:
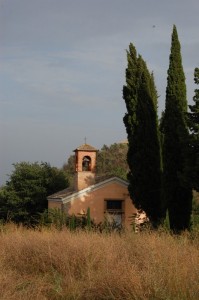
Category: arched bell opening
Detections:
[{"x1": 82, "y1": 156, "x2": 91, "y2": 171}]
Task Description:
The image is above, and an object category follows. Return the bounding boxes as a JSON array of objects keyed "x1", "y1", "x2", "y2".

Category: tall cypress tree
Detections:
[
  {"x1": 162, "y1": 25, "x2": 192, "y2": 232},
  {"x1": 123, "y1": 43, "x2": 162, "y2": 227},
  {"x1": 186, "y1": 67, "x2": 199, "y2": 191},
  {"x1": 189, "y1": 68, "x2": 199, "y2": 127}
]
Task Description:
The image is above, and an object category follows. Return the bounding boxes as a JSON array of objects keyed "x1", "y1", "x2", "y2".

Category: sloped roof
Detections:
[
  {"x1": 48, "y1": 176, "x2": 129, "y2": 203},
  {"x1": 47, "y1": 187, "x2": 75, "y2": 201},
  {"x1": 74, "y1": 143, "x2": 97, "y2": 151}
]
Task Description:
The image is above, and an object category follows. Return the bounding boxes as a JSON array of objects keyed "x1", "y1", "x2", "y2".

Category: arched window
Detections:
[{"x1": 82, "y1": 156, "x2": 91, "y2": 171}]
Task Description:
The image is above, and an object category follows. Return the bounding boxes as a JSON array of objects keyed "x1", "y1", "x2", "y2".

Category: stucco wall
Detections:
[
  {"x1": 48, "y1": 201, "x2": 62, "y2": 210},
  {"x1": 75, "y1": 171, "x2": 95, "y2": 191},
  {"x1": 63, "y1": 182, "x2": 136, "y2": 228}
]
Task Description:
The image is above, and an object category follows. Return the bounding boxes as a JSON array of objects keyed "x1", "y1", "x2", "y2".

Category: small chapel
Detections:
[{"x1": 48, "y1": 143, "x2": 137, "y2": 228}]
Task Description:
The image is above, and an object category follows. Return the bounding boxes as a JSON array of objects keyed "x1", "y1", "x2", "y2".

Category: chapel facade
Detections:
[{"x1": 48, "y1": 143, "x2": 137, "y2": 228}]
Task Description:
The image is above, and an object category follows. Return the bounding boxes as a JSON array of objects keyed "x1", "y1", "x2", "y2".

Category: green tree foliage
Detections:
[
  {"x1": 63, "y1": 142, "x2": 129, "y2": 182},
  {"x1": 161, "y1": 25, "x2": 192, "y2": 232},
  {"x1": 0, "y1": 162, "x2": 69, "y2": 225},
  {"x1": 63, "y1": 155, "x2": 76, "y2": 186},
  {"x1": 123, "y1": 43, "x2": 162, "y2": 227},
  {"x1": 186, "y1": 68, "x2": 199, "y2": 191},
  {"x1": 189, "y1": 68, "x2": 199, "y2": 126},
  {"x1": 96, "y1": 143, "x2": 128, "y2": 180}
]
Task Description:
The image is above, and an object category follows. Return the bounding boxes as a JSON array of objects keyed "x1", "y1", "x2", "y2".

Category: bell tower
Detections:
[{"x1": 74, "y1": 143, "x2": 97, "y2": 191}]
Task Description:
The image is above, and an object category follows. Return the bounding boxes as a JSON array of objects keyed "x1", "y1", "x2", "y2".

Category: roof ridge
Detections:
[{"x1": 74, "y1": 143, "x2": 97, "y2": 151}]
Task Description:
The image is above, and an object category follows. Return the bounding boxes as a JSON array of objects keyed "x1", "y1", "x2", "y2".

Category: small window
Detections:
[
  {"x1": 105, "y1": 200, "x2": 124, "y2": 226},
  {"x1": 106, "y1": 200, "x2": 122, "y2": 210}
]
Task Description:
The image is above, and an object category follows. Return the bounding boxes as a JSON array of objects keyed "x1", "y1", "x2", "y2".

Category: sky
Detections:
[{"x1": 0, "y1": 0, "x2": 199, "y2": 185}]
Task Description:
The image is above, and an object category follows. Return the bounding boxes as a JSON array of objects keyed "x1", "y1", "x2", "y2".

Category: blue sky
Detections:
[{"x1": 0, "y1": 0, "x2": 199, "y2": 185}]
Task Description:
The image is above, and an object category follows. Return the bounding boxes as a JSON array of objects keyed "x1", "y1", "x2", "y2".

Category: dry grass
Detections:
[{"x1": 0, "y1": 224, "x2": 198, "y2": 300}]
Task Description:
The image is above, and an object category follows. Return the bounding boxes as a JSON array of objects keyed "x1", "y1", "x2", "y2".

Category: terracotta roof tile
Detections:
[
  {"x1": 48, "y1": 187, "x2": 75, "y2": 199},
  {"x1": 74, "y1": 143, "x2": 97, "y2": 151}
]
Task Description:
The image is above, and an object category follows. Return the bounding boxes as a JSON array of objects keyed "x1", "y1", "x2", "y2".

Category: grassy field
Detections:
[{"x1": 0, "y1": 224, "x2": 198, "y2": 300}]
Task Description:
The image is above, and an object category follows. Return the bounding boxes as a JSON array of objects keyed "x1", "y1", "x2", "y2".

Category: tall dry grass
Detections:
[{"x1": 0, "y1": 224, "x2": 198, "y2": 300}]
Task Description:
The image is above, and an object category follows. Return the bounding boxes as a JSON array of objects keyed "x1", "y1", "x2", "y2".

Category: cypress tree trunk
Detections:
[
  {"x1": 162, "y1": 25, "x2": 192, "y2": 232},
  {"x1": 123, "y1": 43, "x2": 162, "y2": 227}
]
